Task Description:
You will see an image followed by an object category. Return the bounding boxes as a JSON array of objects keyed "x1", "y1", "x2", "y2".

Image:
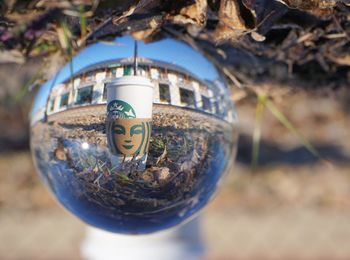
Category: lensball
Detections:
[{"x1": 30, "y1": 35, "x2": 238, "y2": 234}]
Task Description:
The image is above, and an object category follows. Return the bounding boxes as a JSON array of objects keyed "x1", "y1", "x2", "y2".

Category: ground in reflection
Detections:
[{"x1": 31, "y1": 104, "x2": 236, "y2": 233}]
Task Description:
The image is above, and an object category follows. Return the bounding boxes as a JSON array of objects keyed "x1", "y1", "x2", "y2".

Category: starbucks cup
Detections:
[{"x1": 106, "y1": 76, "x2": 154, "y2": 171}]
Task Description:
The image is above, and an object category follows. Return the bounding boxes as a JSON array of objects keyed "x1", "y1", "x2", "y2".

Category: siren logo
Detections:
[
  {"x1": 107, "y1": 100, "x2": 136, "y2": 119},
  {"x1": 107, "y1": 100, "x2": 152, "y2": 157}
]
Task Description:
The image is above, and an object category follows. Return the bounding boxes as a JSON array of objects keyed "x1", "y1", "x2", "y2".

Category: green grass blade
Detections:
[
  {"x1": 251, "y1": 93, "x2": 267, "y2": 171},
  {"x1": 79, "y1": 5, "x2": 87, "y2": 38},
  {"x1": 265, "y1": 99, "x2": 321, "y2": 158}
]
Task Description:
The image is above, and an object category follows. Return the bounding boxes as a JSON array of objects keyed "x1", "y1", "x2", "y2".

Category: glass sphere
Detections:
[{"x1": 30, "y1": 35, "x2": 238, "y2": 234}]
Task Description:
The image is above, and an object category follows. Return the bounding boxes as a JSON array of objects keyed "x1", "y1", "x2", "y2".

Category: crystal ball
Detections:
[{"x1": 30, "y1": 35, "x2": 238, "y2": 234}]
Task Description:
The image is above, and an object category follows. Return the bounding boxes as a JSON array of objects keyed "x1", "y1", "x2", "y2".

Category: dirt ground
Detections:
[{"x1": 1, "y1": 86, "x2": 350, "y2": 259}]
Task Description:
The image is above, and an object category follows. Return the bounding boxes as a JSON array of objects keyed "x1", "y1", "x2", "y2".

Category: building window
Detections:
[
  {"x1": 159, "y1": 83, "x2": 171, "y2": 103},
  {"x1": 137, "y1": 65, "x2": 148, "y2": 76},
  {"x1": 150, "y1": 68, "x2": 159, "y2": 80},
  {"x1": 49, "y1": 99, "x2": 55, "y2": 112},
  {"x1": 179, "y1": 88, "x2": 195, "y2": 107},
  {"x1": 59, "y1": 93, "x2": 69, "y2": 108},
  {"x1": 124, "y1": 66, "x2": 133, "y2": 76},
  {"x1": 160, "y1": 69, "x2": 167, "y2": 79},
  {"x1": 85, "y1": 71, "x2": 94, "y2": 81},
  {"x1": 75, "y1": 86, "x2": 93, "y2": 105},
  {"x1": 201, "y1": 96, "x2": 211, "y2": 112},
  {"x1": 116, "y1": 67, "x2": 123, "y2": 77},
  {"x1": 214, "y1": 101, "x2": 221, "y2": 115},
  {"x1": 111, "y1": 68, "x2": 117, "y2": 78},
  {"x1": 103, "y1": 84, "x2": 107, "y2": 100},
  {"x1": 178, "y1": 74, "x2": 184, "y2": 83}
]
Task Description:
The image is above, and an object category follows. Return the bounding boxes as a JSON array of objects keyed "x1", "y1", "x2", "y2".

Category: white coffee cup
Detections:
[
  {"x1": 107, "y1": 76, "x2": 154, "y2": 118},
  {"x1": 106, "y1": 76, "x2": 154, "y2": 170}
]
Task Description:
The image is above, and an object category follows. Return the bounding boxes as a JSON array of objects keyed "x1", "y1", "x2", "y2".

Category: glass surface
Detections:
[
  {"x1": 30, "y1": 35, "x2": 238, "y2": 234},
  {"x1": 159, "y1": 83, "x2": 171, "y2": 103},
  {"x1": 75, "y1": 85, "x2": 93, "y2": 105}
]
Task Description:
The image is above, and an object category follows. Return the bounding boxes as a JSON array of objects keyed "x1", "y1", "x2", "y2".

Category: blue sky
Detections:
[{"x1": 32, "y1": 36, "x2": 220, "y2": 116}]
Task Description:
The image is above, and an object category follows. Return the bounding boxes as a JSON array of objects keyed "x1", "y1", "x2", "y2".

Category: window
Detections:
[
  {"x1": 85, "y1": 71, "x2": 94, "y2": 81},
  {"x1": 159, "y1": 83, "x2": 171, "y2": 103},
  {"x1": 201, "y1": 96, "x2": 211, "y2": 112},
  {"x1": 49, "y1": 99, "x2": 55, "y2": 112},
  {"x1": 75, "y1": 86, "x2": 93, "y2": 105},
  {"x1": 103, "y1": 84, "x2": 107, "y2": 100},
  {"x1": 178, "y1": 74, "x2": 184, "y2": 83},
  {"x1": 111, "y1": 68, "x2": 117, "y2": 78},
  {"x1": 59, "y1": 93, "x2": 69, "y2": 108},
  {"x1": 160, "y1": 69, "x2": 167, "y2": 79},
  {"x1": 179, "y1": 88, "x2": 195, "y2": 107},
  {"x1": 116, "y1": 67, "x2": 123, "y2": 77},
  {"x1": 124, "y1": 66, "x2": 133, "y2": 76},
  {"x1": 137, "y1": 65, "x2": 148, "y2": 76},
  {"x1": 214, "y1": 101, "x2": 221, "y2": 115},
  {"x1": 150, "y1": 68, "x2": 159, "y2": 80}
]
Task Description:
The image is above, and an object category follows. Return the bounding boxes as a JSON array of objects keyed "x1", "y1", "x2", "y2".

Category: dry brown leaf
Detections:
[
  {"x1": 131, "y1": 18, "x2": 160, "y2": 40},
  {"x1": 326, "y1": 54, "x2": 350, "y2": 66},
  {"x1": 213, "y1": 0, "x2": 249, "y2": 42},
  {"x1": 278, "y1": 0, "x2": 338, "y2": 10},
  {"x1": 5, "y1": 11, "x2": 46, "y2": 24},
  {"x1": 166, "y1": 0, "x2": 207, "y2": 26},
  {"x1": 251, "y1": 31, "x2": 266, "y2": 42},
  {"x1": 131, "y1": 28, "x2": 157, "y2": 41},
  {"x1": 35, "y1": 0, "x2": 94, "y2": 9},
  {"x1": 112, "y1": 1, "x2": 140, "y2": 25},
  {"x1": 165, "y1": 0, "x2": 207, "y2": 31}
]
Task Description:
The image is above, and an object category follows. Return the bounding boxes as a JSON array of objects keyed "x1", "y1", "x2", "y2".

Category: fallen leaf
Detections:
[
  {"x1": 166, "y1": 0, "x2": 207, "y2": 28},
  {"x1": 326, "y1": 54, "x2": 350, "y2": 66},
  {"x1": 251, "y1": 31, "x2": 266, "y2": 41},
  {"x1": 131, "y1": 18, "x2": 160, "y2": 40},
  {"x1": 213, "y1": 0, "x2": 249, "y2": 42},
  {"x1": 242, "y1": 0, "x2": 288, "y2": 34},
  {"x1": 278, "y1": 0, "x2": 338, "y2": 10}
]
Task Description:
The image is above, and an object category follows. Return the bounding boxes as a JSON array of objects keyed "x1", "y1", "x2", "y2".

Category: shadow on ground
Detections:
[{"x1": 236, "y1": 134, "x2": 350, "y2": 167}]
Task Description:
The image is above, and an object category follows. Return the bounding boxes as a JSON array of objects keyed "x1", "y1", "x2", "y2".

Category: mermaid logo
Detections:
[
  {"x1": 107, "y1": 100, "x2": 136, "y2": 119},
  {"x1": 107, "y1": 100, "x2": 151, "y2": 157}
]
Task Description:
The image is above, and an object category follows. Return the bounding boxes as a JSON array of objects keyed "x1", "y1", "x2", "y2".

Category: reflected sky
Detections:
[{"x1": 32, "y1": 36, "x2": 220, "y2": 116}]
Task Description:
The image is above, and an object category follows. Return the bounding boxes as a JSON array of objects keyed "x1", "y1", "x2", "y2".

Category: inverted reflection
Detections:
[{"x1": 30, "y1": 36, "x2": 238, "y2": 234}]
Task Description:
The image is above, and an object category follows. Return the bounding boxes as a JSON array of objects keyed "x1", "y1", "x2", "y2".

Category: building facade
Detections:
[{"x1": 45, "y1": 57, "x2": 234, "y2": 122}]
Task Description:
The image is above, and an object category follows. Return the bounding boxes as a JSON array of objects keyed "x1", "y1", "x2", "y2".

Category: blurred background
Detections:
[{"x1": 1, "y1": 59, "x2": 350, "y2": 259}]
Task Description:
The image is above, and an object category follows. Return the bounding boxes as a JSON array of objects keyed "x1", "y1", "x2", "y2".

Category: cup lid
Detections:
[{"x1": 107, "y1": 76, "x2": 153, "y2": 88}]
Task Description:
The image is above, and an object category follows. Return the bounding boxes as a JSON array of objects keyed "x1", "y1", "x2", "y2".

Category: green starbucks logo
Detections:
[
  {"x1": 107, "y1": 100, "x2": 151, "y2": 156},
  {"x1": 111, "y1": 118, "x2": 152, "y2": 156},
  {"x1": 107, "y1": 100, "x2": 136, "y2": 119}
]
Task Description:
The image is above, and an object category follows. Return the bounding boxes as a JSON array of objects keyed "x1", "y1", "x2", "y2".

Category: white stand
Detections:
[{"x1": 81, "y1": 218, "x2": 205, "y2": 260}]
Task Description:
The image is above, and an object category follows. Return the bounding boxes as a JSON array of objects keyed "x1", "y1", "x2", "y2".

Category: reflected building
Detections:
[
  {"x1": 30, "y1": 40, "x2": 238, "y2": 234},
  {"x1": 44, "y1": 57, "x2": 234, "y2": 123}
]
